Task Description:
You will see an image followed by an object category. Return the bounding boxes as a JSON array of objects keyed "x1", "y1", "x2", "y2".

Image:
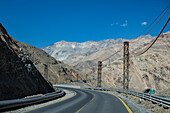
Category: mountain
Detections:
[
  {"x1": 0, "y1": 23, "x2": 54, "y2": 100},
  {"x1": 42, "y1": 39, "x2": 127, "y2": 64},
  {"x1": 100, "y1": 32, "x2": 170, "y2": 92},
  {"x1": 13, "y1": 35, "x2": 85, "y2": 84},
  {"x1": 0, "y1": 23, "x2": 87, "y2": 100},
  {"x1": 42, "y1": 32, "x2": 170, "y2": 93},
  {"x1": 42, "y1": 35, "x2": 152, "y2": 75},
  {"x1": 72, "y1": 35, "x2": 153, "y2": 74}
]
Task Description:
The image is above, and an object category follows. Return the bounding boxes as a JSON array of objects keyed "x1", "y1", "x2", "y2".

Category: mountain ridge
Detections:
[
  {"x1": 42, "y1": 32, "x2": 170, "y2": 92},
  {"x1": 42, "y1": 38, "x2": 128, "y2": 64}
]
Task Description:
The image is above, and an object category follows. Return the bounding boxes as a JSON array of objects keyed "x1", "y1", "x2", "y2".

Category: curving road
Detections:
[{"x1": 26, "y1": 87, "x2": 132, "y2": 113}]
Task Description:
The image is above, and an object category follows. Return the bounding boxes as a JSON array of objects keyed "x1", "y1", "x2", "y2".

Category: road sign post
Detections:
[
  {"x1": 91, "y1": 82, "x2": 94, "y2": 86},
  {"x1": 150, "y1": 89, "x2": 155, "y2": 94}
]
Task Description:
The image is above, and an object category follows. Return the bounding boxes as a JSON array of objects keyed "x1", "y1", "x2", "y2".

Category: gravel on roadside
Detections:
[{"x1": 101, "y1": 90, "x2": 170, "y2": 113}]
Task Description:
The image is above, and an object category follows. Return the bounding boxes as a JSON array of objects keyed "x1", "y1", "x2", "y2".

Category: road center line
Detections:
[{"x1": 76, "y1": 95, "x2": 95, "y2": 113}]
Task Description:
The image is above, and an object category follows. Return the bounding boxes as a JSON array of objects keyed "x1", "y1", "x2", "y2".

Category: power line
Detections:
[
  {"x1": 144, "y1": 5, "x2": 170, "y2": 36},
  {"x1": 134, "y1": 15, "x2": 170, "y2": 56},
  {"x1": 131, "y1": 4, "x2": 170, "y2": 43},
  {"x1": 102, "y1": 48, "x2": 123, "y2": 62},
  {"x1": 130, "y1": 5, "x2": 170, "y2": 56},
  {"x1": 102, "y1": 5, "x2": 170, "y2": 64}
]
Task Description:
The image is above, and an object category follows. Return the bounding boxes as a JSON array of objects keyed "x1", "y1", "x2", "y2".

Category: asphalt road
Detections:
[{"x1": 26, "y1": 87, "x2": 132, "y2": 113}]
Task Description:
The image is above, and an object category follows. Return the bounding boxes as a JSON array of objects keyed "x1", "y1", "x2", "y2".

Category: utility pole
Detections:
[
  {"x1": 47, "y1": 55, "x2": 49, "y2": 81},
  {"x1": 76, "y1": 74, "x2": 78, "y2": 81},
  {"x1": 123, "y1": 41, "x2": 129, "y2": 89},
  {"x1": 97, "y1": 61, "x2": 102, "y2": 87},
  {"x1": 47, "y1": 63, "x2": 48, "y2": 81},
  {"x1": 85, "y1": 66, "x2": 87, "y2": 81},
  {"x1": 86, "y1": 74, "x2": 87, "y2": 81},
  {"x1": 43, "y1": 64, "x2": 48, "y2": 81}
]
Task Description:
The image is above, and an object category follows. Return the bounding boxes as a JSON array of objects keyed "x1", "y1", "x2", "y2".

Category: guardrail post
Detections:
[
  {"x1": 149, "y1": 95, "x2": 151, "y2": 101},
  {"x1": 160, "y1": 99, "x2": 162, "y2": 106}
]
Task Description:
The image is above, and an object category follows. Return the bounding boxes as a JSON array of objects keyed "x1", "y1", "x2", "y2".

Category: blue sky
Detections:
[{"x1": 0, "y1": 0, "x2": 169, "y2": 48}]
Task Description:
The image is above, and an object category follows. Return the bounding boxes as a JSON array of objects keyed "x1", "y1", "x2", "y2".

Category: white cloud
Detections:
[
  {"x1": 121, "y1": 20, "x2": 128, "y2": 27},
  {"x1": 115, "y1": 22, "x2": 119, "y2": 25},
  {"x1": 110, "y1": 23, "x2": 114, "y2": 26},
  {"x1": 141, "y1": 22, "x2": 147, "y2": 26},
  {"x1": 110, "y1": 22, "x2": 119, "y2": 27}
]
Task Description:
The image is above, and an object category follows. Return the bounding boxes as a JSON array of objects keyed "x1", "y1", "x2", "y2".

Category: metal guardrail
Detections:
[
  {"x1": 82, "y1": 86, "x2": 170, "y2": 109},
  {"x1": 0, "y1": 89, "x2": 65, "y2": 111}
]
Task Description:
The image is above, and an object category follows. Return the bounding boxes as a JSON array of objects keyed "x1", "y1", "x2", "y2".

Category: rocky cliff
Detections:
[
  {"x1": 13, "y1": 34, "x2": 85, "y2": 84},
  {"x1": 42, "y1": 39, "x2": 127, "y2": 64},
  {"x1": 0, "y1": 23, "x2": 54, "y2": 100}
]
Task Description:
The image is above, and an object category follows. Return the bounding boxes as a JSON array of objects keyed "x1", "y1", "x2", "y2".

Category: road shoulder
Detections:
[
  {"x1": 99, "y1": 90, "x2": 151, "y2": 113},
  {"x1": 5, "y1": 89, "x2": 76, "y2": 113}
]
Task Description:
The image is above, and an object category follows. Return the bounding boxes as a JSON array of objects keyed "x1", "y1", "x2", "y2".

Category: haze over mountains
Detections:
[{"x1": 42, "y1": 32, "x2": 170, "y2": 93}]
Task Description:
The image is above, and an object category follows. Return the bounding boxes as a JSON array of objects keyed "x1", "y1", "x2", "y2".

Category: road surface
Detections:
[{"x1": 26, "y1": 87, "x2": 132, "y2": 113}]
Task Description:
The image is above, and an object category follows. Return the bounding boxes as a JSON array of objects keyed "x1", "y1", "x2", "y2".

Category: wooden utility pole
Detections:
[
  {"x1": 86, "y1": 74, "x2": 87, "y2": 81},
  {"x1": 76, "y1": 74, "x2": 78, "y2": 81},
  {"x1": 123, "y1": 41, "x2": 129, "y2": 89},
  {"x1": 44, "y1": 64, "x2": 48, "y2": 81},
  {"x1": 97, "y1": 61, "x2": 102, "y2": 87}
]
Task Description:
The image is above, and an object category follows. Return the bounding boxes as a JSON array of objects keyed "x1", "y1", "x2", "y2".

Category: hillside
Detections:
[
  {"x1": 13, "y1": 36, "x2": 85, "y2": 84},
  {"x1": 0, "y1": 23, "x2": 54, "y2": 100},
  {"x1": 101, "y1": 32, "x2": 170, "y2": 92},
  {"x1": 42, "y1": 32, "x2": 170, "y2": 92},
  {"x1": 42, "y1": 39, "x2": 127, "y2": 64}
]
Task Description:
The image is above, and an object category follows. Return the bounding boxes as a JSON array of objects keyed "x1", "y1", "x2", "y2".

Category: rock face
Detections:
[
  {"x1": 13, "y1": 35, "x2": 85, "y2": 84},
  {"x1": 0, "y1": 23, "x2": 54, "y2": 101},
  {"x1": 42, "y1": 39, "x2": 127, "y2": 64}
]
